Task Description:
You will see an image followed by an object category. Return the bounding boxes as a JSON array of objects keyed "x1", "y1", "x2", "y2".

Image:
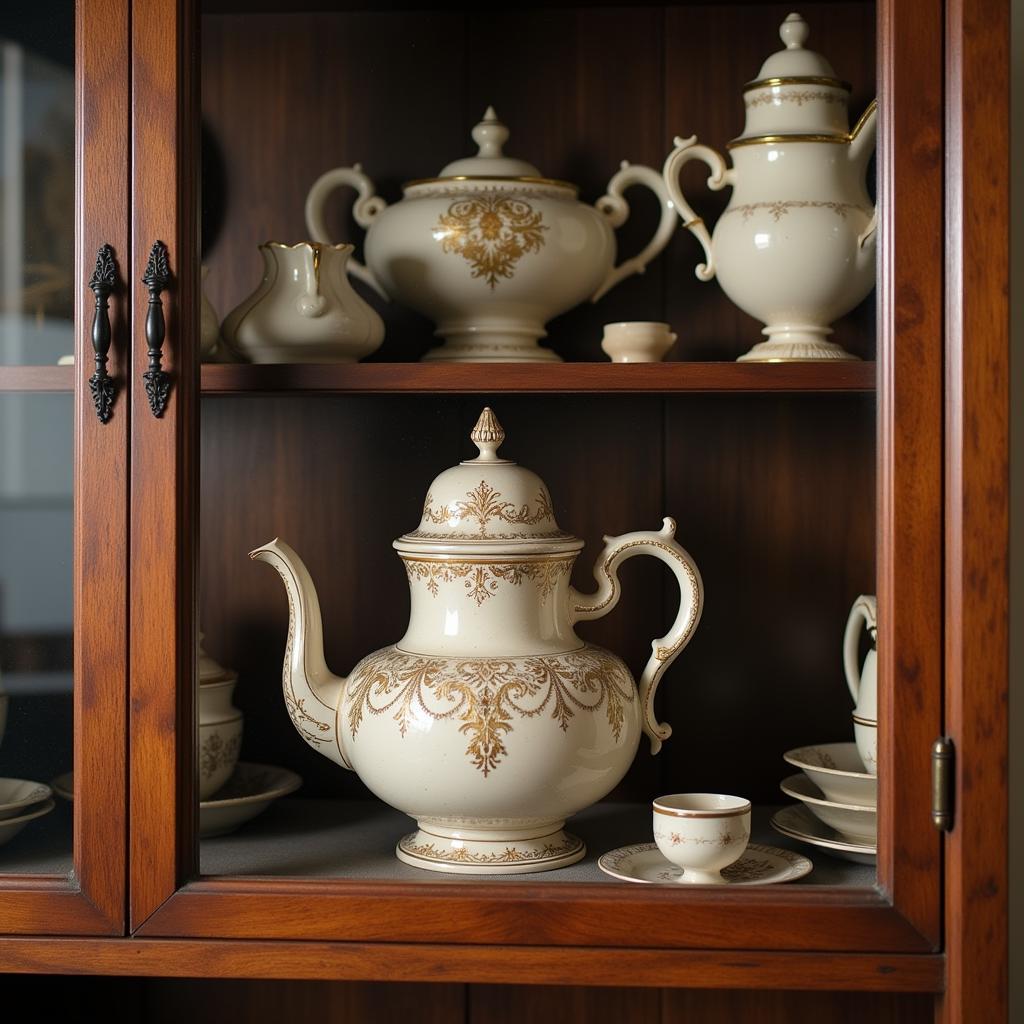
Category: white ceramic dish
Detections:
[
  {"x1": 0, "y1": 778, "x2": 53, "y2": 821},
  {"x1": 770, "y1": 804, "x2": 876, "y2": 864},
  {"x1": 783, "y1": 743, "x2": 877, "y2": 806},
  {"x1": 199, "y1": 762, "x2": 301, "y2": 839},
  {"x1": 0, "y1": 798, "x2": 55, "y2": 848},
  {"x1": 780, "y1": 773, "x2": 876, "y2": 842},
  {"x1": 598, "y1": 842, "x2": 812, "y2": 885}
]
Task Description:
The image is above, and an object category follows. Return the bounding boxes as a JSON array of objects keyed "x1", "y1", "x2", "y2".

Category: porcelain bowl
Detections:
[
  {"x1": 780, "y1": 772, "x2": 877, "y2": 843},
  {"x1": 783, "y1": 743, "x2": 877, "y2": 807},
  {"x1": 0, "y1": 798, "x2": 55, "y2": 847},
  {"x1": 0, "y1": 777, "x2": 52, "y2": 821}
]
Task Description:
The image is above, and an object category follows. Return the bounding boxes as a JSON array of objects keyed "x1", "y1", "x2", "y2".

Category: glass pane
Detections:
[
  {"x1": 0, "y1": 3, "x2": 75, "y2": 367},
  {"x1": 0, "y1": 391, "x2": 73, "y2": 872}
]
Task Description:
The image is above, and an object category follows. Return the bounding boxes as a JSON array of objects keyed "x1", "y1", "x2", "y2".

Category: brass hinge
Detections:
[{"x1": 931, "y1": 737, "x2": 955, "y2": 831}]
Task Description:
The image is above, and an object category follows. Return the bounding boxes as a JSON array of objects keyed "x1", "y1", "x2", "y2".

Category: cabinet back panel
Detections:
[
  {"x1": 200, "y1": 2, "x2": 875, "y2": 363},
  {"x1": 199, "y1": 393, "x2": 874, "y2": 803}
]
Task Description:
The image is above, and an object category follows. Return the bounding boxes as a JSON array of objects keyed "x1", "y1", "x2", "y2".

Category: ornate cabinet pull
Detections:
[
  {"x1": 142, "y1": 240, "x2": 172, "y2": 418},
  {"x1": 88, "y1": 244, "x2": 118, "y2": 423}
]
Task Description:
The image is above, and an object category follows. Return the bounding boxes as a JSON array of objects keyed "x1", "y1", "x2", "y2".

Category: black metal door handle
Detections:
[
  {"x1": 88, "y1": 244, "x2": 118, "y2": 423},
  {"x1": 142, "y1": 240, "x2": 172, "y2": 418}
]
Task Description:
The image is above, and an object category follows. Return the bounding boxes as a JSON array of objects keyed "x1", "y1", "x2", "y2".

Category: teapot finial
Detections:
[
  {"x1": 470, "y1": 407, "x2": 507, "y2": 462},
  {"x1": 472, "y1": 107, "x2": 510, "y2": 160},
  {"x1": 780, "y1": 12, "x2": 809, "y2": 49}
]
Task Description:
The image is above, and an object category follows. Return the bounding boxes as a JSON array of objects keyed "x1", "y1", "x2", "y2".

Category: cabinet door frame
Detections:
[
  {"x1": 127, "y1": 0, "x2": 952, "y2": 978},
  {"x1": 0, "y1": 0, "x2": 130, "y2": 936}
]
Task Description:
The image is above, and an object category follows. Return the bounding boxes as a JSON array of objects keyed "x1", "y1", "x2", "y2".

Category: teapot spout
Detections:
[{"x1": 249, "y1": 538, "x2": 352, "y2": 770}]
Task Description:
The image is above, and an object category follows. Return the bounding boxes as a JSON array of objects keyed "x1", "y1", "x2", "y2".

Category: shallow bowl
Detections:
[
  {"x1": 0, "y1": 777, "x2": 53, "y2": 821},
  {"x1": 780, "y1": 773, "x2": 877, "y2": 843},
  {"x1": 0, "y1": 798, "x2": 55, "y2": 847},
  {"x1": 783, "y1": 743, "x2": 877, "y2": 807}
]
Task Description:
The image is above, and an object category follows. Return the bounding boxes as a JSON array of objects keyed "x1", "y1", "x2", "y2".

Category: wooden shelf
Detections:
[
  {"x1": 0, "y1": 365, "x2": 74, "y2": 392},
  {"x1": 201, "y1": 361, "x2": 876, "y2": 395}
]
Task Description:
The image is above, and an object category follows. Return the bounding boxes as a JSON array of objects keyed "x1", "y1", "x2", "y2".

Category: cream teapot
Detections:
[
  {"x1": 843, "y1": 594, "x2": 877, "y2": 774},
  {"x1": 662, "y1": 12, "x2": 877, "y2": 361},
  {"x1": 305, "y1": 108, "x2": 678, "y2": 363},
  {"x1": 252, "y1": 408, "x2": 703, "y2": 873}
]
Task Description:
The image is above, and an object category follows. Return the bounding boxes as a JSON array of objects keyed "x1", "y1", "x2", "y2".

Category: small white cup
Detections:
[
  {"x1": 853, "y1": 714, "x2": 877, "y2": 775},
  {"x1": 601, "y1": 321, "x2": 677, "y2": 363},
  {"x1": 653, "y1": 793, "x2": 751, "y2": 884}
]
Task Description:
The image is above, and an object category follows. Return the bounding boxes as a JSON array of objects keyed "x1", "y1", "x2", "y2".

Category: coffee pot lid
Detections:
[
  {"x1": 752, "y1": 13, "x2": 841, "y2": 83},
  {"x1": 198, "y1": 632, "x2": 235, "y2": 685},
  {"x1": 395, "y1": 408, "x2": 581, "y2": 554},
  {"x1": 437, "y1": 107, "x2": 545, "y2": 179}
]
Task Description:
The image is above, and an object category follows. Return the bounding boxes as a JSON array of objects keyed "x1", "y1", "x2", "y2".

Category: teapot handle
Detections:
[
  {"x1": 570, "y1": 517, "x2": 704, "y2": 755},
  {"x1": 843, "y1": 594, "x2": 878, "y2": 705},
  {"x1": 305, "y1": 165, "x2": 390, "y2": 300},
  {"x1": 590, "y1": 162, "x2": 679, "y2": 302},
  {"x1": 661, "y1": 135, "x2": 732, "y2": 282}
]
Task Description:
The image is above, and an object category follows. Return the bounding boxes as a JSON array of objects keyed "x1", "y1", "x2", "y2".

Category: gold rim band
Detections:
[
  {"x1": 404, "y1": 175, "x2": 578, "y2": 194},
  {"x1": 853, "y1": 715, "x2": 878, "y2": 727},
  {"x1": 399, "y1": 552, "x2": 576, "y2": 565},
  {"x1": 728, "y1": 133, "x2": 849, "y2": 149},
  {"x1": 654, "y1": 803, "x2": 751, "y2": 819},
  {"x1": 744, "y1": 75, "x2": 851, "y2": 93}
]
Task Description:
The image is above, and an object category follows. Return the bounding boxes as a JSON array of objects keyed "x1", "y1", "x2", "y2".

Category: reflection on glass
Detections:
[
  {"x1": 0, "y1": 4, "x2": 74, "y2": 366},
  {"x1": 0, "y1": 381, "x2": 73, "y2": 870}
]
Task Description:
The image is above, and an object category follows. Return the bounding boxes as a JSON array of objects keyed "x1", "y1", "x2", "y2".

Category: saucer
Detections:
[
  {"x1": 598, "y1": 842, "x2": 812, "y2": 885},
  {"x1": 0, "y1": 778, "x2": 53, "y2": 821},
  {"x1": 200, "y1": 762, "x2": 301, "y2": 838},
  {"x1": 770, "y1": 804, "x2": 876, "y2": 864},
  {"x1": 780, "y1": 773, "x2": 876, "y2": 843},
  {"x1": 0, "y1": 799, "x2": 56, "y2": 847}
]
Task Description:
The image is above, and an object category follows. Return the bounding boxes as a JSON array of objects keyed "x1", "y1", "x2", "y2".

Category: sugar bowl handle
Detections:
[
  {"x1": 571, "y1": 518, "x2": 704, "y2": 755},
  {"x1": 661, "y1": 135, "x2": 733, "y2": 282},
  {"x1": 305, "y1": 164, "x2": 389, "y2": 300},
  {"x1": 591, "y1": 161, "x2": 679, "y2": 302},
  {"x1": 843, "y1": 594, "x2": 877, "y2": 705}
]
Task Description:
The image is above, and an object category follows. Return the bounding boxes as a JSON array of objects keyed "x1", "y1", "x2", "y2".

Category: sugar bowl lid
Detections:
[
  {"x1": 198, "y1": 632, "x2": 236, "y2": 686},
  {"x1": 406, "y1": 108, "x2": 575, "y2": 191},
  {"x1": 736, "y1": 13, "x2": 853, "y2": 143},
  {"x1": 394, "y1": 408, "x2": 581, "y2": 555}
]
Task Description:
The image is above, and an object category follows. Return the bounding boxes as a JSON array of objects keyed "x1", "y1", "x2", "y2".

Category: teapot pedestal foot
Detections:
[
  {"x1": 737, "y1": 326, "x2": 859, "y2": 363},
  {"x1": 422, "y1": 324, "x2": 561, "y2": 363},
  {"x1": 396, "y1": 819, "x2": 585, "y2": 874}
]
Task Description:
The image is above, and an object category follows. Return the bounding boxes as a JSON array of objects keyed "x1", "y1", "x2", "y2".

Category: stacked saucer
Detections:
[
  {"x1": 0, "y1": 778, "x2": 55, "y2": 849},
  {"x1": 771, "y1": 743, "x2": 876, "y2": 863}
]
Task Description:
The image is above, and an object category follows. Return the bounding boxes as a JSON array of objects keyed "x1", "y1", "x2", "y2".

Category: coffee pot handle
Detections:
[
  {"x1": 570, "y1": 518, "x2": 704, "y2": 755},
  {"x1": 590, "y1": 162, "x2": 680, "y2": 302},
  {"x1": 661, "y1": 136, "x2": 732, "y2": 282},
  {"x1": 305, "y1": 165, "x2": 390, "y2": 300},
  {"x1": 843, "y1": 594, "x2": 878, "y2": 705}
]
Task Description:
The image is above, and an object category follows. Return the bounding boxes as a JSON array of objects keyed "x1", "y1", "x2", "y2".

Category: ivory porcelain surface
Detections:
[
  {"x1": 662, "y1": 13, "x2": 877, "y2": 362},
  {"x1": 252, "y1": 408, "x2": 704, "y2": 873},
  {"x1": 770, "y1": 804, "x2": 876, "y2": 864},
  {"x1": 652, "y1": 794, "x2": 751, "y2": 884},
  {"x1": 305, "y1": 108, "x2": 678, "y2": 362},
  {"x1": 783, "y1": 742, "x2": 877, "y2": 806},
  {"x1": 601, "y1": 322, "x2": 677, "y2": 363},
  {"x1": 0, "y1": 778, "x2": 52, "y2": 821},
  {"x1": 780, "y1": 772, "x2": 877, "y2": 843},
  {"x1": 221, "y1": 242, "x2": 385, "y2": 363},
  {"x1": 199, "y1": 762, "x2": 302, "y2": 838},
  {"x1": 197, "y1": 634, "x2": 243, "y2": 800},
  {"x1": 844, "y1": 594, "x2": 877, "y2": 773},
  {"x1": 598, "y1": 842, "x2": 812, "y2": 885},
  {"x1": 0, "y1": 798, "x2": 55, "y2": 848}
]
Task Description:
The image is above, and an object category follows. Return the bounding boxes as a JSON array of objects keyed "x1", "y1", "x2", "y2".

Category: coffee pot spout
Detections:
[{"x1": 249, "y1": 538, "x2": 352, "y2": 770}]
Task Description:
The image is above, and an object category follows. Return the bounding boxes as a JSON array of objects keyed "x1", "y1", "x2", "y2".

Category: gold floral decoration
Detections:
[
  {"x1": 403, "y1": 557, "x2": 572, "y2": 605},
  {"x1": 200, "y1": 730, "x2": 242, "y2": 780},
  {"x1": 399, "y1": 834, "x2": 581, "y2": 865},
  {"x1": 345, "y1": 647, "x2": 634, "y2": 777},
  {"x1": 434, "y1": 194, "x2": 547, "y2": 287},
  {"x1": 728, "y1": 200, "x2": 866, "y2": 223},
  {"x1": 422, "y1": 480, "x2": 554, "y2": 536}
]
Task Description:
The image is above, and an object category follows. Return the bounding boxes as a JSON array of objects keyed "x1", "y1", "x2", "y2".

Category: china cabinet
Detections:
[{"x1": 0, "y1": 0, "x2": 1008, "y2": 1022}]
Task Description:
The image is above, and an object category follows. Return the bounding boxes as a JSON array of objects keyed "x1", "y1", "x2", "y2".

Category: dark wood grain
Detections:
[
  {"x1": 0, "y1": 366, "x2": 74, "y2": 391},
  {"x1": 0, "y1": 938, "x2": 944, "y2": 991},
  {"x1": 129, "y1": 0, "x2": 200, "y2": 930},
  {"x1": 939, "y1": 0, "x2": 1010, "y2": 1019},
  {"x1": 662, "y1": 989, "x2": 934, "y2": 1023},
  {"x1": 875, "y1": 0, "x2": 943, "y2": 950},
  {"x1": 199, "y1": 361, "x2": 878, "y2": 394},
  {"x1": 469, "y1": 983, "x2": 660, "y2": 1022}
]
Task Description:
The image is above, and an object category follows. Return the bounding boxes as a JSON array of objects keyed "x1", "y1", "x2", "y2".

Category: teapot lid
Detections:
[
  {"x1": 395, "y1": 408, "x2": 581, "y2": 555},
  {"x1": 751, "y1": 13, "x2": 842, "y2": 83},
  {"x1": 198, "y1": 632, "x2": 236, "y2": 686},
  {"x1": 436, "y1": 107, "x2": 545, "y2": 179}
]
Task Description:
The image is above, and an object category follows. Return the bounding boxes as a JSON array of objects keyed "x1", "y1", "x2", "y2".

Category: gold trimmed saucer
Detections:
[{"x1": 598, "y1": 842, "x2": 812, "y2": 885}]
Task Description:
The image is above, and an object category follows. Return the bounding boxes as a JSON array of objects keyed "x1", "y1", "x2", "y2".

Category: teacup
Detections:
[
  {"x1": 853, "y1": 714, "x2": 877, "y2": 775},
  {"x1": 198, "y1": 674, "x2": 243, "y2": 800},
  {"x1": 653, "y1": 793, "x2": 751, "y2": 884},
  {"x1": 601, "y1": 321, "x2": 677, "y2": 363}
]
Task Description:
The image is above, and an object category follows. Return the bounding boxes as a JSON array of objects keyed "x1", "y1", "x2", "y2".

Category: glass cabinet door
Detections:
[{"x1": 0, "y1": 0, "x2": 128, "y2": 934}]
